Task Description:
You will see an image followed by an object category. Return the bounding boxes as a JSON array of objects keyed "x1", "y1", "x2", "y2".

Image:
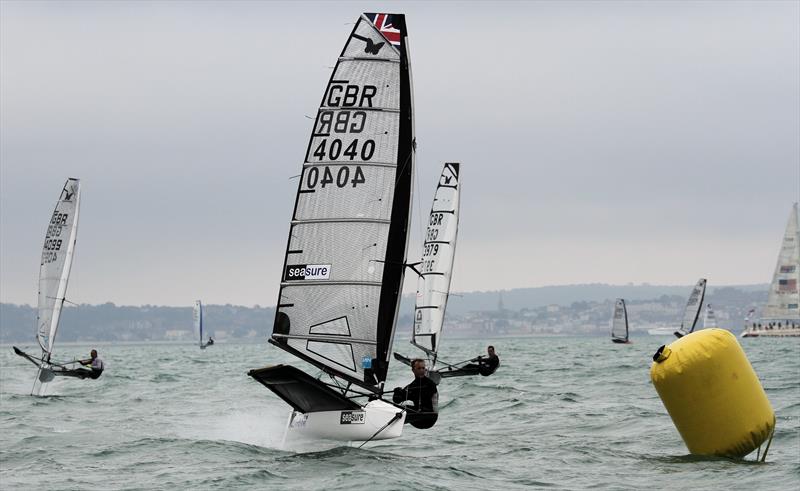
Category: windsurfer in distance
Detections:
[
  {"x1": 393, "y1": 358, "x2": 438, "y2": 429},
  {"x1": 463, "y1": 345, "x2": 500, "y2": 376}
]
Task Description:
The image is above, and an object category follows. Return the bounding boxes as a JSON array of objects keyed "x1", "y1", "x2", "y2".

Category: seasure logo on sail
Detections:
[{"x1": 285, "y1": 264, "x2": 331, "y2": 281}]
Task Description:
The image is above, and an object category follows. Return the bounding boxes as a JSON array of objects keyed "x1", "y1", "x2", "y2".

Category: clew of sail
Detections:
[
  {"x1": 36, "y1": 178, "x2": 81, "y2": 361},
  {"x1": 611, "y1": 298, "x2": 629, "y2": 343},
  {"x1": 761, "y1": 203, "x2": 800, "y2": 322},
  {"x1": 411, "y1": 163, "x2": 460, "y2": 364},
  {"x1": 269, "y1": 13, "x2": 414, "y2": 392},
  {"x1": 194, "y1": 300, "x2": 203, "y2": 349},
  {"x1": 674, "y1": 278, "x2": 706, "y2": 338}
]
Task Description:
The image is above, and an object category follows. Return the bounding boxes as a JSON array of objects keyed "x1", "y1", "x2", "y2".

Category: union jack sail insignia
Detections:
[{"x1": 365, "y1": 13, "x2": 401, "y2": 47}]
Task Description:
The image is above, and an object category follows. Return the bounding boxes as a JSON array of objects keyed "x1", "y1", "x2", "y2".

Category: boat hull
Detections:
[{"x1": 285, "y1": 399, "x2": 405, "y2": 442}]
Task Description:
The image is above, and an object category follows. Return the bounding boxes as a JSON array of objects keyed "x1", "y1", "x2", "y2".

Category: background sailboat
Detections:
[
  {"x1": 611, "y1": 298, "x2": 631, "y2": 344},
  {"x1": 13, "y1": 178, "x2": 82, "y2": 396},
  {"x1": 673, "y1": 278, "x2": 706, "y2": 338},
  {"x1": 395, "y1": 163, "x2": 460, "y2": 379},
  {"x1": 248, "y1": 12, "x2": 415, "y2": 442},
  {"x1": 194, "y1": 300, "x2": 212, "y2": 349},
  {"x1": 742, "y1": 203, "x2": 800, "y2": 337}
]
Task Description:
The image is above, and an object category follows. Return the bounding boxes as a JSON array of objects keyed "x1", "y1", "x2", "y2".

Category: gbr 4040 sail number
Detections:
[{"x1": 305, "y1": 83, "x2": 384, "y2": 189}]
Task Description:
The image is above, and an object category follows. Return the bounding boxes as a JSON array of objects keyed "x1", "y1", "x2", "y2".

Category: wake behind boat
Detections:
[
  {"x1": 11, "y1": 178, "x2": 100, "y2": 395},
  {"x1": 248, "y1": 12, "x2": 415, "y2": 443}
]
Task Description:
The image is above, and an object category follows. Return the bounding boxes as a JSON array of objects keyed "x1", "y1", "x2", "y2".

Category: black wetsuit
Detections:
[
  {"x1": 393, "y1": 376, "x2": 438, "y2": 429},
  {"x1": 463, "y1": 354, "x2": 500, "y2": 376}
]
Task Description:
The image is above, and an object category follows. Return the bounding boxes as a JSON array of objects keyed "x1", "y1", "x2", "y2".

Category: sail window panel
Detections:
[
  {"x1": 280, "y1": 283, "x2": 382, "y2": 378},
  {"x1": 306, "y1": 340, "x2": 357, "y2": 372},
  {"x1": 280, "y1": 284, "x2": 380, "y2": 343},
  {"x1": 341, "y1": 20, "x2": 400, "y2": 62},
  {"x1": 324, "y1": 60, "x2": 400, "y2": 111},
  {"x1": 295, "y1": 164, "x2": 396, "y2": 221},
  {"x1": 309, "y1": 316, "x2": 351, "y2": 336},
  {"x1": 306, "y1": 111, "x2": 399, "y2": 165},
  {"x1": 287, "y1": 222, "x2": 389, "y2": 283}
]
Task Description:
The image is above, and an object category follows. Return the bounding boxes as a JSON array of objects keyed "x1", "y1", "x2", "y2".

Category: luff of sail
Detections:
[
  {"x1": 37, "y1": 178, "x2": 81, "y2": 361},
  {"x1": 270, "y1": 13, "x2": 414, "y2": 392},
  {"x1": 675, "y1": 278, "x2": 706, "y2": 337},
  {"x1": 761, "y1": 203, "x2": 800, "y2": 322},
  {"x1": 412, "y1": 162, "x2": 460, "y2": 362},
  {"x1": 611, "y1": 298, "x2": 628, "y2": 342}
]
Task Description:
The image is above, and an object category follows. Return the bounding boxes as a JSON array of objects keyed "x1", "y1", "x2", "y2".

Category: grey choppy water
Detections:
[{"x1": 1, "y1": 336, "x2": 798, "y2": 490}]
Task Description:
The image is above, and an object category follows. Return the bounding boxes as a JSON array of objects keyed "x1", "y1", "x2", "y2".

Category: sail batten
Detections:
[{"x1": 271, "y1": 13, "x2": 414, "y2": 392}]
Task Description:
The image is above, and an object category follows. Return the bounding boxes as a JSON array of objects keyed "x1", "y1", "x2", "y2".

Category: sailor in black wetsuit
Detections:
[
  {"x1": 393, "y1": 358, "x2": 438, "y2": 429},
  {"x1": 465, "y1": 345, "x2": 500, "y2": 376}
]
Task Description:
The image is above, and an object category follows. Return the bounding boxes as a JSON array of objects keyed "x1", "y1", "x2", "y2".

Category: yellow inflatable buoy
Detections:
[{"x1": 650, "y1": 328, "x2": 775, "y2": 459}]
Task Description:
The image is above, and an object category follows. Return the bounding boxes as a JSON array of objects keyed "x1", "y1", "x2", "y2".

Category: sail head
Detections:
[{"x1": 270, "y1": 13, "x2": 414, "y2": 392}]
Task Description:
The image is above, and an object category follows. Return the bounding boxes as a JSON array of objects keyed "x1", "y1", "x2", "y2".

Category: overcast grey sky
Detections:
[{"x1": 1, "y1": 1, "x2": 798, "y2": 307}]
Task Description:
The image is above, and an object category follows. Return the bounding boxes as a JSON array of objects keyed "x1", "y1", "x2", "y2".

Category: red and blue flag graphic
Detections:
[{"x1": 365, "y1": 13, "x2": 401, "y2": 47}]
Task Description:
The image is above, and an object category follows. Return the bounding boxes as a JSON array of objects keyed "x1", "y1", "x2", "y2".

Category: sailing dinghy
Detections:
[
  {"x1": 195, "y1": 300, "x2": 213, "y2": 348},
  {"x1": 673, "y1": 278, "x2": 706, "y2": 338},
  {"x1": 12, "y1": 178, "x2": 90, "y2": 396},
  {"x1": 248, "y1": 12, "x2": 415, "y2": 442},
  {"x1": 610, "y1": 298, "x2": 631, "y2": 344},
  {"x1": 393, "y1": 162, "x2": 493, "y2": 382}
]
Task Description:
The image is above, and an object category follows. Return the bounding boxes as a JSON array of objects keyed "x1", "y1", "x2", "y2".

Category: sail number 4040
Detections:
[
  {"x1": 312, "y1": 138, "x2": 375, "y2": 161},
  {"x1": 306, "y1": 166, "x2": 366, "y2": 189}
]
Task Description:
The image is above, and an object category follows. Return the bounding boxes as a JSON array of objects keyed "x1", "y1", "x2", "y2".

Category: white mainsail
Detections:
[
  {"x1": 761, "y1": 203, "x2": 800, "y2": 323},
  {"x1": 674, "y1": 278, "x2": 706, "y2": 338},
  {"x1": 268, "y1": 12, "x2": 415, "y2": 392},
  {"x1": 412, "y1": 163, "x2": 460, "y2": 365},
  {"x1": 36, "y1": 178, "x2": 81, "y2": 360},
  {"x1": 194, "y1": 300, "x2": 204, "y2": 349},
  {"x1": 611, "y1": 298, "x2": 629, "y2": 343}
]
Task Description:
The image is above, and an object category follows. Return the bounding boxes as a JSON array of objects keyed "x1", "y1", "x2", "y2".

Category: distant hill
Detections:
[
  {"x1": 1, "y1": 283, "x2": 768, "y2": 343},
  {"x1": 401, "y1": 283, "x2": 769, "y2": 315}
]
